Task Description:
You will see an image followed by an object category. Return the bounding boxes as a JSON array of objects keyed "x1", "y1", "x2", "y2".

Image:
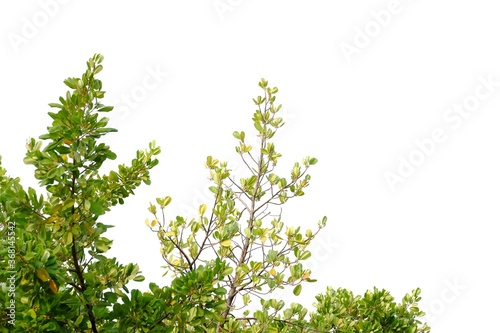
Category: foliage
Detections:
[
  {"x1": 146, "y1": 78, "x2": 328, "y2": 332},
  {"x1": 309, "y1": 287, "x2": 431, "y2": 332},
  {"x1": 0, "y1": 54, "x2": 225, "y2": 332},
  {"x1": 0, "y1": 54, "x2": 430, "y2": 333}
]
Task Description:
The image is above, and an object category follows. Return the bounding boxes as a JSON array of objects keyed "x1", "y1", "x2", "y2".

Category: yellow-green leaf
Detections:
[
  {"x1": 27, "y1": 308, "x2": 36, "y2": 320},
  {"x1": 220, "y1": 239, "x2": 231, "y2": 247},
  {"x1": 63, "y1": 231, "x2": 73, "y2": 245},
  {"x1": 162, "y1": 196, "x2": 172, "y2": 207},
  {"x1": 41, "y1": 250, "x2": 50, "y2": 262},
  {"x1": 84, "y1": 222, "x2": 94, "y2": 234},
  {"x1": 36, "y1": 268, "x2": 50, "y2": 282},
  {"x1": 198, "y1": 204, "x2": 207, "y2": 216}
]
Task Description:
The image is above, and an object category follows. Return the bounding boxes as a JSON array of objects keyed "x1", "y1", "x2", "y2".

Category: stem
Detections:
[
  {"x1": 69, "y1": 158, "x2": 99, "y2": 333},
  {"x1": 71, "y1": 241, "x2": 98, "y2": 333},
  {"x1": 218, "y1": 104, "x2": 269, "y2": 332}
]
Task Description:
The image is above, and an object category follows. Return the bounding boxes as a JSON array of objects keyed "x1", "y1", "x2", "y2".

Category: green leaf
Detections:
[
  {"x1": 64, "y1": 78, "x2": 77, "y2": 89},
  {"x1": 221, "y1": 266, "x2": 233, "y2": 276},
  {"x1": 94, "y1": 64, "x2": 104, "y2": 74},
  {"x1": 75, "y1": 314, "x2": 84, "y2": 325},
  {"x1": 214, "y1": 287, "x2": 226, "y2": 295},
  {"x1": 90, "y1": 201, "x2": 105, "y2": 215},
  {"x1": 96, "y1": 127, "x2": 118, "y2": 133},
  {"x1": 293, "y1": 284, "x2": 302, "y2": 296},
  {"x1": 133, "y1": 275, "x2": 145, "y2": 282},
  {"x1": 254, "y1": 121, "x2": 263, "y2": 133}
]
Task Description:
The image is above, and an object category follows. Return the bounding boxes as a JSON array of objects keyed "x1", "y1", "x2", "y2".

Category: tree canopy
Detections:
[{"x1": 0, "y1": 54, "x2": 430, "y2": 333}]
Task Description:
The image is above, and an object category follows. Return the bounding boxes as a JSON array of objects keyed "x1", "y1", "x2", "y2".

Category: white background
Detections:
[{"x1": 1, "y1": 1, "x2": 499, "y2": 331}]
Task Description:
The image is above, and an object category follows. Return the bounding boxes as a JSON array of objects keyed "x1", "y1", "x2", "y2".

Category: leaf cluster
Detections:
[
  {"x1": 309, "y1": 287, "x2": 431, "y2": 333},
  {"x1": 0, "y1": 54, "x2": 162, "y2": 332},
  {"x1": 146, "y1": 78, "x2": 330, "y2": 331}
]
